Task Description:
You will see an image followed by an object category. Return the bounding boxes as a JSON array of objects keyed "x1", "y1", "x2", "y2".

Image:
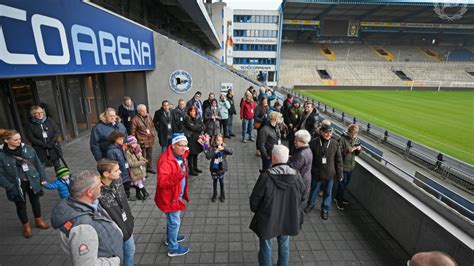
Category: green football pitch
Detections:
[{"x1": 297, "y1": 90, "x2": 474, "y2": 164}]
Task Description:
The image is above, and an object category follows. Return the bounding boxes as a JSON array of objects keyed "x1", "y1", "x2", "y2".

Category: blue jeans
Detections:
[
  {"x1": 166, "y1": 211, "x2": 182, "y2": 251},
  {"x1": 123, "y1": 235, "x2": 135, "y2": 266},
  {"x1": 258, "y1": 235, "x2": 289, "y2": 266},
  {"x1": 227, "y1": 114, "x2": 234, "y2": 135},
  {"x1": 242, "y1": 119, "x2": 254, "y2": 140},
  {"x1": 336, "y1": 171, "x2": 352, "y2": 203},
  {"x1": 261, "y1": 157, "x2": 272, "y2": 171},
  {"x1": 307, "y1": 178, "x2": 335, "y2": 212}
]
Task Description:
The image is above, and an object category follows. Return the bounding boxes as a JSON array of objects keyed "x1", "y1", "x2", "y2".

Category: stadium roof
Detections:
[
  {"x1": 282, "y1": 0, "x2": 474, "y2": 24},
  {"x1": 160, "y1": 0, "x2": 221, "y2": 48}
]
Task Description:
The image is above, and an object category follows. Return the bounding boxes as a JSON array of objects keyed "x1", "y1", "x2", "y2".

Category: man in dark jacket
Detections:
[
  {"x1": 90, "y1": 108, "x2": 127, "y2": 161},
  {"x1": 306, "y1": 122, "x2": 343, "y2": 220},
  {"x1": 202, "y1": 92, "x2": 215, "y2": 115},
  {"x1": 172, "y1": 99, "x2": 186, "y2": 133},
  {"x1": 250, "y1": 145, "x2": 306, "y2": 266},
  {"x1": 51, "y1": 170, "x2": 123, "y2": 265},
  {"x1": 117, "y1": 96, "x2": 137, "y2": 134},
  {"x1": 153, "y1": 100, "x2": 173, "y2": 152},
  {"x1": 297, "y1": 100, "x2": 320, "y2": 137},
  {"x1": 257, "y1": 111, "x2": 282, "y2": 171},
  {"x1": 226, "y1": 89, "x2": 237, "y2": 137}
]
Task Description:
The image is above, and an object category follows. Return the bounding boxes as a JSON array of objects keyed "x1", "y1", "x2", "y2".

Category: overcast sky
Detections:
[{"x1": 221, "y1": 0, "x2": 282, "y2": 10}]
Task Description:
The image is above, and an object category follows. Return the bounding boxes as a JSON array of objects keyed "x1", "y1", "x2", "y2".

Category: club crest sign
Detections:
[
  {"x1": 433, "y1": 1, "x2": 468, "y2": 21},
  {"x1": 169, "y1": 70, "x2": 192, "y2": 94}
]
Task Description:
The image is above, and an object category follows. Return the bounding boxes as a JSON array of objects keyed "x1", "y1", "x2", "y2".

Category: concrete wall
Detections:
[
  {"x1": 349, "y1": 155, "x2": 473, "y2": 265},
  {"x1": 146, "y1": 32, "x2": 255, "y2": 112}
]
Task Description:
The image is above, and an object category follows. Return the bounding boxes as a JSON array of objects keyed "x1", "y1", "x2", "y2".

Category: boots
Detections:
[
  {"x1": 135, "y1": 187, "x2": 144, "y2": 201},
  {"x1": 22, "y1": 223, "x2": 32, "y2": 238},
  {"x1": 140, "y1": 187, "x2": 149, "y2": 200},
  {"x1": 188, "y1": 157, "x2": 198, "y2": 176},
  {"x1": 211, "y1": 193, "x2": 217, "y2": 202},
  {"x1": 35, "y1": 217, "x2": 50, "y2": 229},
  {"x1": 219, "y1": 191, "x2": 225, "y2": 203},
  {"x1": 192, "y1": 156, "x2": 201, "y2": 174},
  {"x1": 211, "y1": 184, "x2": 217, "y2": 202}
]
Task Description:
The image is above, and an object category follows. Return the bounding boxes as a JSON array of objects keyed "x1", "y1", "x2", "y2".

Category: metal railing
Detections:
[
  {"x1": 278, "y1": 87, "x2": 474, "y2": 194},
  {"x1": 275, "y1": 86, "x2": 473, "y2": 221}
]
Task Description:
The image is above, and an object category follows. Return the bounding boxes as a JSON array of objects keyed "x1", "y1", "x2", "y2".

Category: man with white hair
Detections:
[
  {"x1": 51, "y1": 170, "x2": 123, "y2": 265},
  {"x1": 250, "y1": 145, "x2": 307, "y2": 266},
  {"x1": 155, "y1": 133, "x2": 190, "y2": 257},
  {"x1": 131, "y1": 104, "x2": 156, "y2": 173},
  {"x1": 257, "y1": 111, "x2": 282, "y2": 171},
  {"x1": 289, "y1": 129, "x2": 313, "y2": 194},
  {"x1": 409, "y1": 251, "x2": 457, "y2": 266}
]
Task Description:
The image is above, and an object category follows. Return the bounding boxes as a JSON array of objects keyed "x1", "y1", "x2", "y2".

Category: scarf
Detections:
[
  {"x1": 32, "y1": 116, "x2": 47, "y2": 125},
  {"x1": 122, "y1": 103, "x2": 135, "y2": 111},
  {"x1": 130, "y1": 146, "x2": 142, "y2": 156},
  {"x1": 3, "y1": 144, "x2": 22, "y2": 157},
  {"x1": 212, "y1": 150, "x2": 223, "y2": 170}
]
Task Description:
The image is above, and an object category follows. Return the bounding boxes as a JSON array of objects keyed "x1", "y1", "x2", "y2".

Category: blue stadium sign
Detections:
[{"x1": 0, "y1": 0, "x2": 155, "y2": 78}]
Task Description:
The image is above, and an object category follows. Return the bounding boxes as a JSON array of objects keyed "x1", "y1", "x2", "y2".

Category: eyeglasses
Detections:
[
  {"x1": 175, "y1": 144, "x2": 188, "y2": 148},
  {"x1": 33, "y1": 112, "x2": 44, "y2": 115}
]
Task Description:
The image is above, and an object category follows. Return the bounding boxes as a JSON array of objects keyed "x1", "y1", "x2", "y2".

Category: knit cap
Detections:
[
  {"x1": 56, "y1": 167, "x2": 71, "y2": 179},
  {"x1": 127, "y1": 135, "x2": 138, "y2": 144}
]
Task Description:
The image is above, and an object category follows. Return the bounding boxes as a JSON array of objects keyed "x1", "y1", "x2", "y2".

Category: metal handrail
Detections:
[
  {"x1": 277, "y1": 87, "x2": 474, "y2": 193},
  {"x1": 275, "y1": 86, "x2": 473, "y2": 215}
]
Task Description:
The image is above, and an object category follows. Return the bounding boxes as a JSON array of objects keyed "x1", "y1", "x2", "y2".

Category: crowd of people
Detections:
[{"x1": 0, "y1": 88, "x2": 457, "y2": 266}]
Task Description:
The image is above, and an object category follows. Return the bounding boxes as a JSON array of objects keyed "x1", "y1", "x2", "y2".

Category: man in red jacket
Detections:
[{"x1": 155, "y1": 133, "x2": 189, "y2": 257}]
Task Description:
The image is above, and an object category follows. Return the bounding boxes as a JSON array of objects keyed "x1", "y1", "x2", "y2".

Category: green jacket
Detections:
[
  {"x1": 338, "y1": 133, "x2": 361, "y2": 171},
  {"x1": 287, "y1": 106, "x2": 303, "y2": 128},
  {"x1": 0, "y1": 144, "x2": 46, "y2": 202}
]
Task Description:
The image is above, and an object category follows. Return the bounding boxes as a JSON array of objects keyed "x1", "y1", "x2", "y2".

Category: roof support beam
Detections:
[
  {"x1": 314, "y1": 4, "x2": 337, "y2": 20},
  {"x1": 356, "y1": 5, "x2": 385, "y2": 20}
]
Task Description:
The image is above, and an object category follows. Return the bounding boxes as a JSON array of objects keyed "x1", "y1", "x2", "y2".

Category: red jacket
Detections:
[
  {"x1": 155, "y1": 146, "x2": 190, "y2": 213},
  {"x1": 240, "y1": 100, "x2": 256, "y2": 120}
]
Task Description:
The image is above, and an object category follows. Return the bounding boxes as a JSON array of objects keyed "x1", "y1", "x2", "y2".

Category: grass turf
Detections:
[{"x1": 297, "y1": 90, "x2": 474, "y2": 164}]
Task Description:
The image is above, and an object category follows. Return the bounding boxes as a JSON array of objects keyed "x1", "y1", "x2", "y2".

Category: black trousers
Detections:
[
  {"x1": 188, "y1": 154, "x2": 199, "y2": 172},
  {"x1": 220, "y1": 119, "x2": 228, "y2": 137},
  {"x1": 212, "y1": 174, "x2": 225, "y2": 195},
  {"x1": 141, "y1": 146, "x2": 153, "y2": 170},
  {"x1": 14, "y1": 181, "x2": 42, "y2": 224}
]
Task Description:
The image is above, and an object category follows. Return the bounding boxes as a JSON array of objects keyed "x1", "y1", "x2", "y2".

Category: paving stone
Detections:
[{"x1": 0, "y1": 125, "x2": 409, "y2": 265}]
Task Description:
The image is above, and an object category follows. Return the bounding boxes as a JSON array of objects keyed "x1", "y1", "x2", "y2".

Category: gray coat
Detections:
[
  {"x1": 289, "y1": 146, "x2": 313, "y2": 193},
  {"x1": 204, "y1": 106, "x2": 221, "y2": 137},
  {"x1": 51, "y1": 197, "x2": 123, "y2": 265}
]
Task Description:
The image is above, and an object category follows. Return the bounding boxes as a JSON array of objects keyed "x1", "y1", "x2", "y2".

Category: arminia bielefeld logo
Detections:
[{"x1": 434, "y1": 1, "x2": 469, "y2": 21}]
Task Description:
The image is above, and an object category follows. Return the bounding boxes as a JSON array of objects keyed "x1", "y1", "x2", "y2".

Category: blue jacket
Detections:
[
  {"x1": 106, "y1": 144, "x2": 130, "y2": 183},
  {"x1": 90, "y1": 121, "x2": 127, "y2": 161},
  {"x1": 44, "y1": 178, "x2": 70, "y2": 199}
]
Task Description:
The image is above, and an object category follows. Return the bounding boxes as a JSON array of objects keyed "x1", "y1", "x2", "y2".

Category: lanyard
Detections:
[{"x1": 319, "y1": 139, "x2": 330, "y2": 156}]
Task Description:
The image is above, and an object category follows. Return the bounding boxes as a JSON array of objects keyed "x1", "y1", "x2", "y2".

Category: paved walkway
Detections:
[{"x1": 0, "y1": 126, "x2": 408, "y2": 265}]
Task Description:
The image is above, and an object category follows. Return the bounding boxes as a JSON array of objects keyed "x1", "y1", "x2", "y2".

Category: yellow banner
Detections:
[{"x1": 283, "y1": 19, "x2": 320, "y2": 26}]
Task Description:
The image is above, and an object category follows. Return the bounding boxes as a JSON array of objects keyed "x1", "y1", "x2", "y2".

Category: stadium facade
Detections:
[
  {"x1": 0, "y1": 0, "x2": 255, "y2": 142},
  {"x1": 207, "y1": 2, "x2": 281, "y2": 86}
]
